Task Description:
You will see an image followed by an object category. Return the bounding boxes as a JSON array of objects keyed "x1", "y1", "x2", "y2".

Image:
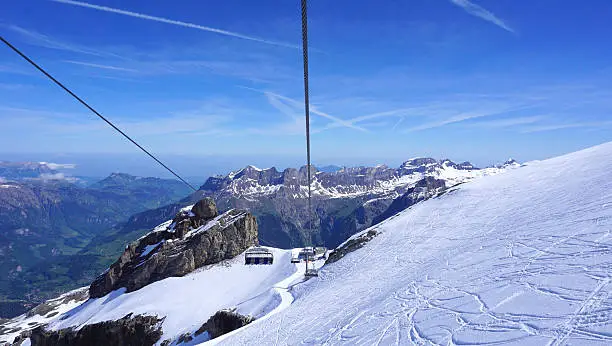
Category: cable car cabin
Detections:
[
  {"x1": 245, "y1": 247, "x2": 273, "y2": 265},
  {"x1": 296, "y1": 247, "x2": 315, "y2": 261}
]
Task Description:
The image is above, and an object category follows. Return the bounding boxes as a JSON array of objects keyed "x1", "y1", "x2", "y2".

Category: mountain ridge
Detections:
[{"x1": 0, "y1": 168, "x2": 193, "y2": 318}]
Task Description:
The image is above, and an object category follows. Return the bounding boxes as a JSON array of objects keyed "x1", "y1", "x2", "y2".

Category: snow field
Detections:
[{"x1": 218, "y1": 142, "x2": 612, "y2": 345}]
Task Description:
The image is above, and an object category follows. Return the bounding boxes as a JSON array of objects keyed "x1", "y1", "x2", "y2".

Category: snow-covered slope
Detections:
[
  {"x1": 0, "y1": 247, "x2": 325, "y2": 345},
  {"x1": 49, "y1": 248, "x2": 326, "y2": 345},
  {"x1": 0, "y1": 287, "x2": 89, "y2": 343},
  {"x1": 217, "y1": 142, "x2": 612, "y2": 345}
]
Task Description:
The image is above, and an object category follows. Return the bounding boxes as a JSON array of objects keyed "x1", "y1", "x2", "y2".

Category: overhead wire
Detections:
[
  {"x1": 300, "y1": 0, "x2": 312, "y2": 240},
  {"x1": 300, "y1": 0, "x2": 316, "y2": 274},
  {"x1": 0, "y1": 35, "x2": 197, "y2": 192}
]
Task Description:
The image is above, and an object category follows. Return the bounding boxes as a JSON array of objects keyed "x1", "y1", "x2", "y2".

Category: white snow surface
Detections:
[
  {"x1": 216, "y1": 142, "x2": 612, "y2": 345},
  {"x1": 41, "y1": 247, "x2": 323, "y2": 345},
  {"x1": 0, "y1": 287, "x2": 89, "y2": 344}
]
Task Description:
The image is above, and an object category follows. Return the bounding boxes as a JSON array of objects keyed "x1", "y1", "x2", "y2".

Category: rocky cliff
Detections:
[
  {"x1": 372, "y1": 176, "x2": 447, "y2": 225},
  {"x1": 89, "y1": 198, "x2": 258, "y2": 298},
  {"x1": 15, "y1": 314, "x2": 164, "y2": 346}
]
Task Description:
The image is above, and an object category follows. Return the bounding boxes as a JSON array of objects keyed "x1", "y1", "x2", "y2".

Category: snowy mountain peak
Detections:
[
  {"x1": 492, "y1": 158, "x2": 521, "y2": 169},
  {"x1": 504, "y1": 158, "x2": 519, "y2": 166},
  {"x1": 400, "y1": 157, "x2": 437, "y2": 169},
  {"x1": 455, "y1": 161, "x2": 477, "y2": 170},
  {"x1": 199, "y1": 155, "x2": 516, "y2": 201},
  {"x1": 246, "y1": 164, "x2": 262, "y2": 171}
]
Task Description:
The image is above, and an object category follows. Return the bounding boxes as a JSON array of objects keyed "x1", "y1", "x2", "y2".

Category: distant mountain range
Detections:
[
  {"x1": 197, "y1": 158, "x2": 519, "y2": 247},
  {"x1": 0, "y1": 162, "x2": 192, "y2": 318},
  {"x1": 0, "y1": 157, "x2": 518, "y2": 318},
  {"x1": 96, "y1": 157, "x2": 519, "y2": 263}
]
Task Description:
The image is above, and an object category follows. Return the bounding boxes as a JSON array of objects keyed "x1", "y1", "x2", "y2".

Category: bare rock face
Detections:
[
  {"x1": 371, "y1": 176, "x2": 447, "y2": 226},
  {"x1": 191, "y1": 197, "x2": 218, "y2": 220},
  {"x1": 89, "y1": 199, "x2": 258, "y2": 298},
  {"x1": 326, "y1": 229, "x2": 378, "y2": 264},
  {"x1": 20, "y1": 314, "x2": 163, "y2": 346},
  {"x1": 195, "y1": 310, "x2": 254, "y2": 340}
]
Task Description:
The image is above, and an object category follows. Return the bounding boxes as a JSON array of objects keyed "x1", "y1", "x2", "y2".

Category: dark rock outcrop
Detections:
[
  {"x1": 17, "y1": 314, "x2": 163, "y2": 346},
  {"x1": 326, "y1": 229, "x2": 378, "y2": 264},
  {"x1": 176, "y1": 333, "x2": 193, "y2": 343},
  {"x1": 89, "y1": 199, "x2": 258, "y2": 298},
  {"x1": 195, "y1": 310, "x2": 254, "y2": 340},
  {"x1": 372, "y1": 177, "x2": 447, "y2": 226},
  {"x1": 191, "y1": 198, "x2": 218, "y2": 220}
]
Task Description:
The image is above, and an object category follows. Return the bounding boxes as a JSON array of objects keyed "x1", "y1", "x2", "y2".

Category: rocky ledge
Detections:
[
  {"x1": 12, "y1": 314, "x2": 163, "y2": 346},
  {"x1": 326, "y1": 229, "x2": 378, "y2": 264},
  {"x1": 195, "y1": 309, "x2": 255, "y2": 340},
  {"x1": 89, "y1": 198, "x2": 258, "y2": 298}
]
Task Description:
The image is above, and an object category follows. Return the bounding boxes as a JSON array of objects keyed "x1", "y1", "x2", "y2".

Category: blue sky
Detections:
[{"x1": 1, "y1": 0, "x2": 611, "y2": 177}]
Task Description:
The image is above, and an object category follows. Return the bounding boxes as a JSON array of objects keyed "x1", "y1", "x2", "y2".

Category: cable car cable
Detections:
[
  {"x1": 301, "y1": 0, "x2": 312, "y2": 243},
  {"x1": 300, "y1": 0, "x2": 317, "y2": 276}
]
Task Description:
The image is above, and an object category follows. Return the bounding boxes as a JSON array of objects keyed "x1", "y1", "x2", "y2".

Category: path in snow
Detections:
[
  {"x1": 217, "y1": 142, "x2": 612, "y2": 345},
  {"x1": 207, "y1": 251, "x2": 326, "y2": 345},
  {"x1": 44, "y1": 248, "x2": 302, "y2": 345}
]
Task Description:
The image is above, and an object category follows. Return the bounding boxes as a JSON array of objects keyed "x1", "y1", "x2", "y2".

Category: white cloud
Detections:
[
  {"x1": 264, "y1": 92, "x2": 300, "y2": 121},
  {"x1": 521, "y1": 121, "x2": 612, "y2": 133},
  {"x1": 31, "y1": 173, "x2": 79, "y2": 182},
  {"x1": 52, "y1": 0, "x2": 300, "y2": 49},
  {"x1": 40, "y1": 162, "x2": 77, "y2": 170},
  {"x1": 405, "y1": 110, "x2": 501, "y2": 132},
  {"x1": 0, "y1": 106, "x2": 234, "y2": 137},
  {"x1": 467, "y1": 116, "x2": 544, "y2": 128},
  {"x1": 392, "y1": 117, "x2": 404, "y2": 130},
  {"x1": 63, "y1": 60, "x2": 139, "y2": 72},
  {"x1": 7, "y1": 25, "x2": 127, "y2": 59},
  {"x1": 246, "y1": 88, "x2": 369, "y2": 132},
  {"x1": 0, "y1": 83, "x2": 29, "y2": 90},
  {"x1": 449, "y1": 0, "x2": 514, "y2": 33},
  {"x1": 39, "y1": 172, "x2": 67, "y2": 180},
  {"x1": 314, "y1": 107, "x2": 421, "y2": 133}
]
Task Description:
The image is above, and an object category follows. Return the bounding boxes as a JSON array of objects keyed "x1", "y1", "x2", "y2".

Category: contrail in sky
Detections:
[{"x1": 52, "y1": 0, "x2": 300, "y2": 49}]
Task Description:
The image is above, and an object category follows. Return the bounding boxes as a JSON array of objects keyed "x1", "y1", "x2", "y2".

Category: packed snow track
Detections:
[{"x1": 217, "y1": 142, "x2": 612, "y2": 345}]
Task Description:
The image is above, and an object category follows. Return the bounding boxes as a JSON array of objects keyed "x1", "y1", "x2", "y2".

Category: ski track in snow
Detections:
[{"x1": 217, "y1": 142, "x2": 612, "y2": 345}]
